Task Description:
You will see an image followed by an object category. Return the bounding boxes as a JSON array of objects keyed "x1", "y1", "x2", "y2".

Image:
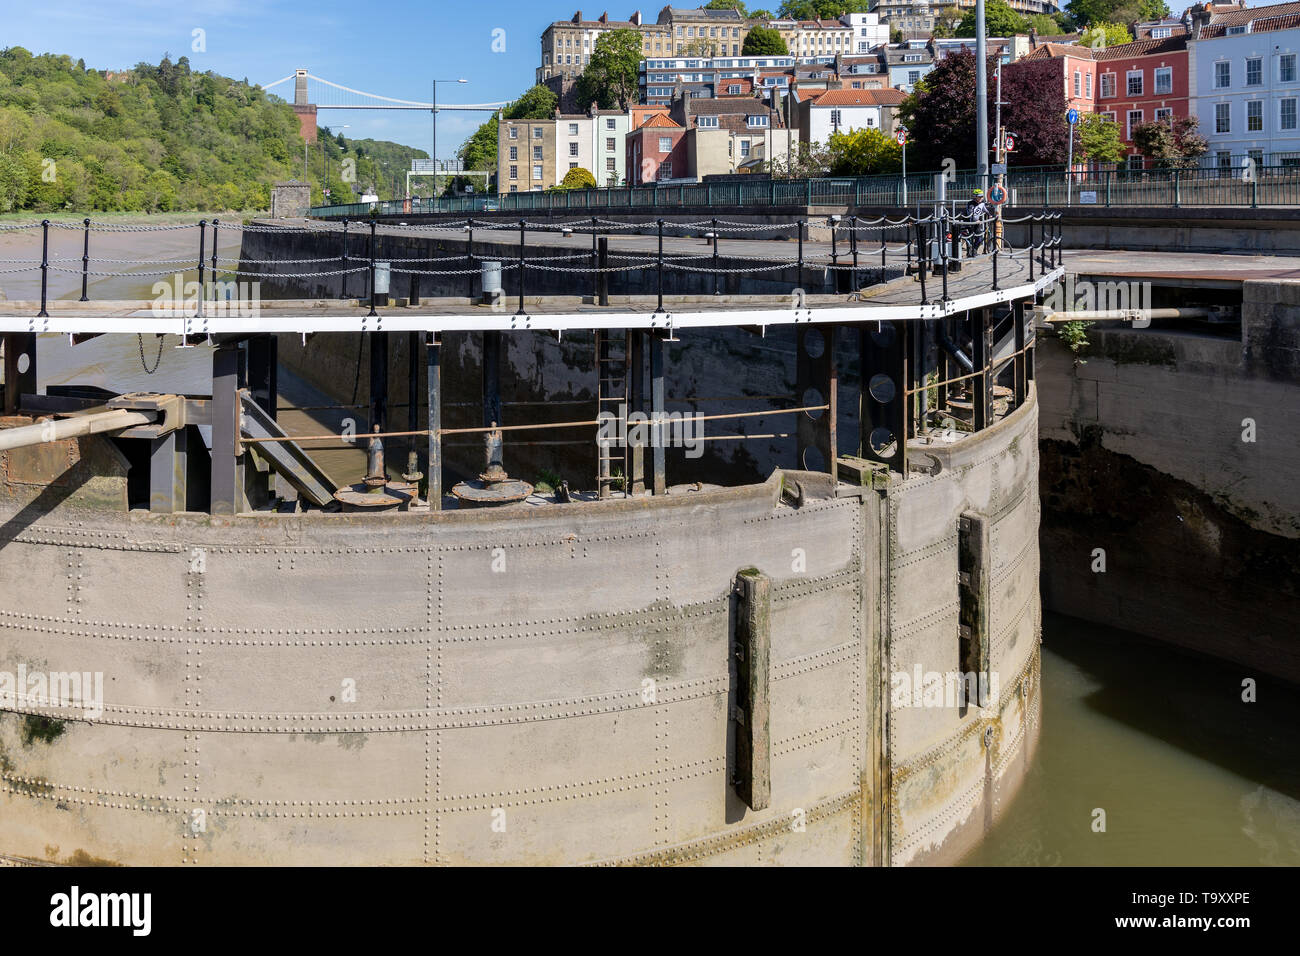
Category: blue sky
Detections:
[{"x1": 7, "y1": 0, "x2": 561, "y2": 158}]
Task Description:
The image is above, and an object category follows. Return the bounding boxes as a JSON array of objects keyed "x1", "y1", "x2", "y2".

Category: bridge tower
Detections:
[{"x1": 292, "y1": 69, "x2": 317, "y2": 143}]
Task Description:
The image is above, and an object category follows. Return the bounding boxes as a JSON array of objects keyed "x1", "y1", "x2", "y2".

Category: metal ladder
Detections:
[{"x1": 595, "y1": 329, "x2": 628, "y2": 498}]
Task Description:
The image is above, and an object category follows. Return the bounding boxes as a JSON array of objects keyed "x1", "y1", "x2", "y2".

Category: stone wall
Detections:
[{"x1": 1036, "y1": 279, "x2": 1300, "y2": 683}]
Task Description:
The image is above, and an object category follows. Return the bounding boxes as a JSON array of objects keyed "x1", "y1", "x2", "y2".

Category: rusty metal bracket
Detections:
[{"x1": 107, "y1": 392, "x2": 186, "y2": 440}]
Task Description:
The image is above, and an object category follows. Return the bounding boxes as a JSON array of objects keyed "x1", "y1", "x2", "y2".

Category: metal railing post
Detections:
[
  {"x1": 466, "y1": 219, "x2": 475, "y2": 301},
  {"x1": 797, "y1": 218, "x2": 805, "y2": 290},
  {"x1": 591, "y1": 216, "x2": 599, "y2": 302},
  {"x1": 1029, "y1": 216, "x2": 1036, "y2": 281},
  {"x1": 656, "y1": 218, "x2": 665, "y2": 313},
  {"x1": 516, "y1": 219, "x2": 526, "y2": 316},
  {"x1": 210, "y1": 218, "x2": 220, "y2": 303},
  {"x1": 712, "y1": 218, "x2": 720, "y2": 296},
  {"x1": 916, "y1": 219, "x2": 928, "y2": 305},
  {"x1": 77, "y1": 217, "x2": 91, "y2": 302},
  {"x1": 37, "y1": 219, "x2": 50, "y2": 318},
  {"x1": 196, "y1": 219, "x2": 206, "y2": 319},
  {"x1": 830, "y1": 217, "x2": 838, "y2": 289},
  {"x1": 368, "y1": 219, "x2": 377, "y2": 317},
  {"x1": 341, "y1": 219, "x2": 349, "y2": 299}
]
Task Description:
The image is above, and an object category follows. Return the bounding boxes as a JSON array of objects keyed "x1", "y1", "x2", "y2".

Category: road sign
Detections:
[
  {"x1": 988, "y1": 184, "x2": 1008, "y2": 206},
  {"x1": 991, "y1": 163, "x2": 1007, "y2": 175},
  {"x1": 1003, "y1": 132, "x2": 1017, "y2": 153},
  {"x1": 323, "y1": 188, "x2": 331, "y2": 197},
  {"x1": 1067, "y1": 108, "x2": 1079, "y2": 125},
  {"x1": 896, "y1": 126, "x2": 908, "y2": 145}
]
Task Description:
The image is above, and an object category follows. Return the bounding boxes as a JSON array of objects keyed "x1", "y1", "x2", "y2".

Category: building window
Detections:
[
  {"x1": 908, "y1": 70, "x2": 921, "y2": 84},
  {"x1": 1155, "y1": 107, "x2": 1172, "y2": 122},
  {"x1": 657, "y1": 160, "x2": 672, "y2": 179},
  {"x1": 747, "y1": 115, "x2": 769, "y2": 128},
  {"x1": 658, "y1": 136, "x2": 673, "y2": 152},
  {"x1": 1073, "y1": 71, "x2": 1081, "y2": 97},
  {"x1": 1248, "y1": 148, "x2": 1263, "y2": 168},
  {"x1": 1282, "y1": 54, "x2": 1297, "y2": 83},
  {"x1": 508, "y1": 127, "x2": 518, "y2": 139},
  {"x1": 533, "y1": 146, "x2": 543, "y2": 160},
  {"x1": 830, "y1": 108, "x2": 842, "y2": 128},
  {"x1": 509, "y1": 146, "x2": 517, "y2": 161},
  {"x1": 1152, "y1": 27, "x2": 1171, "y2": 38},
  {"x1": 1216, "y1": 150, "x2": 1232, "y2": 169},
  {"x1": 698, "y1": 115, "x2": 719, "y2": 127},
  {"x1": 728, "y1": 83, "x2": 741, "y2": 93},
  {"x1": 1246, "y1": 58, "x2": 1262, "y2": 87},
  {"x1": 1100, "y1": 72, "x2": 1115, "y2": 98},
  {"x1": 1127, "y1": 109, "x2": 1143, "y2": 139},
  {"x1": 1085, "y1": 72, "x2": 1092, "y2": 97},
  {"x1": 1126, "y1": 70, "x2": 1143, "y2": 96},
  {"x1": 509, "y1": 165, "x2": 517, "y2": 179},
  {"x1": 1215, "y1": 61, "x2": 1230, "y2": 88},
  {"x1": 533, "y1": 127, "x2": 543, "y2": 139},
  {"x1": 1247, "y1": 100, "x2": 1263, "y2": 132},
  {"x1": 568, "y1": 123, "x2": 579, "y2": 135},
  {"x1": 509, "y1": 185, "x2": 517, "y2": 192},
  {"x1": 1282, "y1": 98, "x2": 1297, "y2": 131},
  {"x1": 606, "y1": 156, "x2": 616, "y2": 171},
  {"x1": 569, "y1": 142, "x2": 579, "y2": 157},
  {"x1": 1215, "y1": 101, "x2": 1231, "y2": 134},
  {"x1": 740, "y1": 140, "x2": 750, "y2": 157},
  {"x1": 1154, "y1": 67, "x2": 1172, "y2": 95},
  {"x1": 569, "y1": 161, "x2": 578, "y2": 169},
  {"x1": 533, "y1": 165, "x2": 543, "y2": 181},
  {"x1": 606, "y1": 137, "x2": 615, "y2": 150}
]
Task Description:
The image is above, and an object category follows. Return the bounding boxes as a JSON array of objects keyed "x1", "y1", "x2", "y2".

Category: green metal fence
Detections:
[{"x1": 308, "y1": 164, "x2": 1300, "y2": 218}]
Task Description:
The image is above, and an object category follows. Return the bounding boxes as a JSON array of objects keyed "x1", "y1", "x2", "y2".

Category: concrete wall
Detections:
[
  {"x1": 0, "y1": 391, "x2": 1043, "y2": 865},
  {"x1": 1036, "y1": 279, "x2": 1300, "y2": 683}
]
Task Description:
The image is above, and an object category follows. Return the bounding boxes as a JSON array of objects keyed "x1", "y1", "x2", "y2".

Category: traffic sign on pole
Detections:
[
  {"x1": 1067, "y1": 108, "x2": 1079, "y2": 125},
  {"x1": 1003, "y1": 132, "x2": 1017, "y2": 153}
]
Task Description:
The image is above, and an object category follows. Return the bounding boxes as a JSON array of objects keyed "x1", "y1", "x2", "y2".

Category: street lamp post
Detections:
[
  {"x1": 975, "y1": 0, "x2": 989, "y2": 191},
  {"x1": 431, "y1": 78, "x2": 468, "y2": 202}
]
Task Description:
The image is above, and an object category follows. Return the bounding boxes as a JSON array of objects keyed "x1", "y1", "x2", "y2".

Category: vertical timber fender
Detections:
[{"x1": 733, "y1": 568, "x2": 772, "y2": 812}]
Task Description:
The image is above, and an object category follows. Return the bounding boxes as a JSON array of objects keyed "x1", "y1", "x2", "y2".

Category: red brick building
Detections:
[
  {"x1": 626, "y1": 112, "x2": 686, "y2": 184},
  {"x1": 1020, "y1": 34, "x2": 1192, "y2": 166}
]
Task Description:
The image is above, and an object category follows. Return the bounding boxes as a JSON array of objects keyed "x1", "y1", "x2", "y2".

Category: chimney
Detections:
[
  {"x1": 631, "y1": 11, "x2": 642, "y2": 25},
  {"x1": 600, "y1": 12, "x2": 608, "y2": 23},
  {"x1": 573, "y1": 11, "x2": 582, "y2": 23}
]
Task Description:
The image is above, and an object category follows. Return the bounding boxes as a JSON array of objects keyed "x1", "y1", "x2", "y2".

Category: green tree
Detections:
[
  {"x1": 1132, "y1": 115, "x2": 1208, "y2": 167},
  {"x1": 559, "y1": 166, "x2": 597, "y2": 189},
  {"x1": 1079, "y1": 22, "x2": 1132, "y2": 49},
  {"x1": 957, "y1": 0, "x2": 1027, "y2": 37},
  {"x1": 577, "y1": 29, "x2": 642, "y2": 111},
  {"x1": 459, "y1": 117, "x2": 499, "y2": 171},
  {"x1": 779, "y1": 0, "x2": 871, "y2": 16},
  {"x1": 1026, "y1": 13, "x2": 1065, "y2": 35},
  {"x1": 932, "y1": 5, "x2": 965, "y2": 38},
  {"x1": 827, "y1": 127, "x2": 902, "y2": 175},
  {"x1": 705, "y1": 0, "x2": 748, "y2": 13},
  {"x1": 1077, "y1": 113, "x2": 1125, "y2": 164},
  {"x1": 742, "y1": 25, "x2": 789, "y2": 56},
  {"x1": 504, "y1": 84, "x2": 559, "y2": 120}
]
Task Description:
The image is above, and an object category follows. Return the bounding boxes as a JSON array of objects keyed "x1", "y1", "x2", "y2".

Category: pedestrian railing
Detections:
[{"x1": 308, "y1": 163, "x2": 1300, "y2": 218}]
